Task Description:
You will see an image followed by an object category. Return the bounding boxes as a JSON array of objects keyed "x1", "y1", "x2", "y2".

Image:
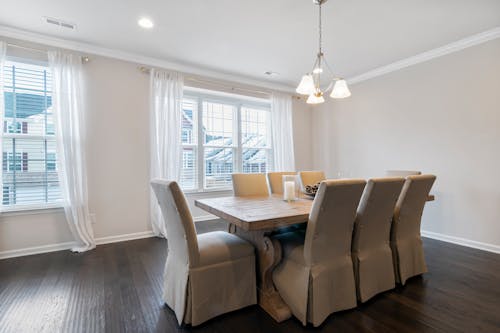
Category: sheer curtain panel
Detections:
[
  {"x1": 48, "y1": 51, "x2": 95, "y2": 252},
  {"x1": 150, "y1": 69, "x2": 184, "y2": 237},
  {"x1": 271, "y1": 92, "x2": 296, "y2": 171},
  {"x1": 0, "y1": 41, "x2": 5, "y2": 207}
]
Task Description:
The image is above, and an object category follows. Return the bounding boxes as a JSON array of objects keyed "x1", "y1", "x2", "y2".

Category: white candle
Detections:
[{"x1": 284, "y1": 181, "x2": 295, "y2": 201}]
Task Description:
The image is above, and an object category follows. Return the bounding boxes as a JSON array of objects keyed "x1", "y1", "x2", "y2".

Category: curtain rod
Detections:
[
  {"x1": 6, "y1": 42, "x2": 90, "y2": 63},
  {"x1": 7, "y1": 43, "x2": 46, "y2": 54},
  {"x1": 138, "y1": 65, "x2": 301, "y2": 99},
  {"x1": 187, "y1": 77, "x2": 271, "y2": 96}
]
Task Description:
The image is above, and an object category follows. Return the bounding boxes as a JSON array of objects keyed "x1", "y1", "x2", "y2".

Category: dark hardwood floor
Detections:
[{"x1": 1, "y1": 220, "x2": 499, "y2": 333}]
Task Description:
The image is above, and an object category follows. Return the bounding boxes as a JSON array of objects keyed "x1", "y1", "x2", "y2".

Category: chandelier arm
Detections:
[
  {"x1": 322, "y1": 57, "x2": 338, "y2": 79},
  {"x1": 311, "y1": 55, "x2": 319, "y2": 73},
  {"x1": 325, "y1": 80, "x2": 334, "y2": 92}
]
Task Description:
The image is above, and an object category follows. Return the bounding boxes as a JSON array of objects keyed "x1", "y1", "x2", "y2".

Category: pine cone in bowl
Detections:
[{"x1": 304, "y1": 182, "x2": 321, "y2": 197}]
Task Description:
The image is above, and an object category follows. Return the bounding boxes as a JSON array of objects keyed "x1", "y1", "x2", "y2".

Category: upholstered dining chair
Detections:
[
  {"x1": 232, "y1": 173, "x2": 270, "y2": 196},
  {"x1": 352, "y1": 177, "x2": 405, "y2": 302},
  {"x1": 386, "y1": 170, "x2": 422, "y2": 177},
  {"x1": 272, "y1": 179, "x2": 366, "y2": 327},
  {"x1": 390, "y1": 174, "x2": 436, "y2": 285},
  {"x1": 150, "y1": 179, "x2": 257, "y2": 326},
  {"x1": 267, "y1": 171, "x2": 296, "y2": 194},
  {"x1": 298, "y1": 171, "x2": 326, "y2": 191}
]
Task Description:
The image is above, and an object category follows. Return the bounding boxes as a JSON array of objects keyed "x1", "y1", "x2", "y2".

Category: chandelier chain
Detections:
[{"x1": 318, "y1": 2, "x2": 322, "y2": 55}]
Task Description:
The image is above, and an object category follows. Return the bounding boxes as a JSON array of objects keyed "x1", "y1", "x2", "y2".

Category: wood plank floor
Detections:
[{"x1": 0, "y1": 220, "x2": 499, "y2": 333}]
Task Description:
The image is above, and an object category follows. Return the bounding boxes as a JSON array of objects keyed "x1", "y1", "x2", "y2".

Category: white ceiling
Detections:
[{"x1": 0, "y1": 0, "x2": 499, "y2": 87}]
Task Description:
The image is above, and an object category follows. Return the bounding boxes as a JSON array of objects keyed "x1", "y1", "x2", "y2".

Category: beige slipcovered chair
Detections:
[
  {"x1": 232, "y1": 173, "x2": 270, "y2": 196},
  {"x1": 385, "y1": 170, "x2": 422, "y2": 177},
  {"x1": 352, "y1": 177, "x2": 405, "y2": 302},
  {"x1": 390, "y1": 174, "x2": 436, "y2": 285},
  {"x1": 150, "y1": 180, "x2": 257, "y2": 326},
  {"x1": 267, "y1": 171, "x2": 296, "y2": 194},
  {"x1": 272, "y1": 179, "x2": 366, "y2": 327},
  {"x1": 298, "y1": 170, "x2": 326, "y2": 191}
]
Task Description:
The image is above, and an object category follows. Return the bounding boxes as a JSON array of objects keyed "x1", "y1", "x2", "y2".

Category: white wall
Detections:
[
  {"x1": 0, "y1": 38, "x2": 313, "y2": 256},
  {"x1": 84, "y1": 56, "x2": 152, "y2": 238},
  {"x1": 312, "y1": 39, "x2": 500, "y2": 248}
]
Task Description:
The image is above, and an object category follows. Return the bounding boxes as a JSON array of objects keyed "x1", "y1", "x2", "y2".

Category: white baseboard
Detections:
[
  {"x1": 0, "y1": 230, "x2": 156, "y2": 260},
  {"x1": 94, "y1": 230, "x2": 155, "y2": 245},
  {"x1": 3, "y1": 227, "x2": 498, "y2": 260},
  {"x1": 0, "y1": 241, "x2": 75, "y2": 260},
  {"x1": 422, "y1": 230, "x2": 500, "y2": 254},
  {"x1": 0, "y1": 220, "x2": 221, "y2": 260},
  {"x1": 194, "y1": 215, "x2": 218, "y2": 222}
]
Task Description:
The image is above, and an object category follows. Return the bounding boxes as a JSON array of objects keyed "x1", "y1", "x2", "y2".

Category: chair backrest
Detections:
[
  {"x1": 298, "y1": 171, "x2": 326, "y2": 191},
  {"x1": 150, "y1": 179, "x2": 199, "y2": 266},
  {"x1": 392, "y1": 175, "x2": 436, "y2": 242},
  {"x1": 267, "y1": 171, "x2": 296, "y2": 194},
  {"x1": 352, "y1": 177, "x2": 405, "y2": 254},
  {"x1": 232, "y1": 173, "x2": 270, "y2": 196},
  {"x1": 385, "y1": 170, "x2": 422, "y2": 177},
  {"x1": 304, "y1": 179, "x2": 366, "y2": 265}
]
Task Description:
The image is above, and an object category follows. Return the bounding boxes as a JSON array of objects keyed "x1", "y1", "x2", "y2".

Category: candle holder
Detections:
[{"x1": 283, "y1": 175, "x2": 299, "y2": 202}]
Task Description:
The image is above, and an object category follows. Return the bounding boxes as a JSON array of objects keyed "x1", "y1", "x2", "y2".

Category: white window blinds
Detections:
[
  {"x1": 179, "y1": 91, "x2": 272, "y2": 192},
  {"x1": 1, "y1": 60, "x2": 61, "y2": 208}
]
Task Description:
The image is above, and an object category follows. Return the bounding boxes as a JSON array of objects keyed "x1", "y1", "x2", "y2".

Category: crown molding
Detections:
[
  {"x1": 0, "y1": 25, "x2": 295, "y2": 94},
  {"x1": 1, "y1": 25, "x2": 499, "y2": 94},
  {"x1": 348, "y1": 27, "x2": 500, "y2": 85}
]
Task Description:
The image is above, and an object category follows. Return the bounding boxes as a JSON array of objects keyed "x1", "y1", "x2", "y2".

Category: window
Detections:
[
  {"x1": 1, "y1": 60, "x2": 61, "y2": 208},
  {"x1": 180, "y1": 91, "x2": 272, "y2": 191},
  {"x1": 241, "y1": 107, "x2": 272, "y2": 174}
]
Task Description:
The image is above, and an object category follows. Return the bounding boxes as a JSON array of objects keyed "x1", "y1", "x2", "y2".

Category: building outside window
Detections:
[
  {"x1": 179, "y1": 90, "x2": 272, "y2": 192},
  {"x1": 1, "y1": 60, "x2": 61, "y2": 208}
]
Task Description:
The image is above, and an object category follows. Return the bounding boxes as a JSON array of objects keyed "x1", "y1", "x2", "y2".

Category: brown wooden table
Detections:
[
  {"x1": 195, "y1": 193, "x2": 435, "y2": 322},
  {"x1": 195, "y1": 194, "x2": 313, "y2": 322}
]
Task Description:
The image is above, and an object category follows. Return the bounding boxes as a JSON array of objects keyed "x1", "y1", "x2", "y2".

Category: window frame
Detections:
[
  {"x1": 182, "y1": 90, "x2": 272, "y2": 193},
  {"x1": 1, "y1": 57, "x2": 63, "y2": 212}
]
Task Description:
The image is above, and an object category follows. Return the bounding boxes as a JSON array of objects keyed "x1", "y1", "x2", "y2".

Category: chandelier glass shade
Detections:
[
  {"x1": 330, "y1": 79, "x2": 351, "y2": 98},
  {"x1": 296, "y1": 0, "x2": 351, "y2": 104},
  {"x1": 296, "y1": 74, "x2": 315, "y2": 95},
  {"x1": 306, "y1": 91, "x2": 325, "y2": 104}
]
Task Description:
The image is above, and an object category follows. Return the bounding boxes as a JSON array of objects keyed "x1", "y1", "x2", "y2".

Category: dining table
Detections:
[{"x1": 194, "y1": 193, "x2": 435, "y2": 322}]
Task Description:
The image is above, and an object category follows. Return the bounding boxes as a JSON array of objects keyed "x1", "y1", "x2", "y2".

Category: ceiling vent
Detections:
[
  {"x1": 43, "y1": 16, "x2": 76, "y2": 30},
  {"x1": 264, "y1": 71, "x2": 279, "y2": 76}
]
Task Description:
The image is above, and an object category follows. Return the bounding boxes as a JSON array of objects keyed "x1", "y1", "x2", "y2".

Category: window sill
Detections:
[
  {"x1": 1, "y1": 204, "x2": 65, "y2": 217},
  {"x1": 184, "y1": 188, "x2": 233, "y2": 196}
]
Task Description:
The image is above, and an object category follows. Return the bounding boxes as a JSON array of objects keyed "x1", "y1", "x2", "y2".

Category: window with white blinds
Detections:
[
  {"x1": 180, "y1": 91, "x2": 272, "y2": 191},
  {"x1": 1, "y1": 60, "x2": 62, "y2": 209}
]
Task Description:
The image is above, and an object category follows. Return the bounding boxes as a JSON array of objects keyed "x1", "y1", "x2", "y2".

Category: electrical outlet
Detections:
[{"x1": 89, "y1": 213, "x2": 97, "y2": 225}]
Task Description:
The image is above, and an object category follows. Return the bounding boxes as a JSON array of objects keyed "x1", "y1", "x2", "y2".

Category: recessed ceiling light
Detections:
[{"x1": 138, "y1": 17, "x2": 154, "y2": 29}]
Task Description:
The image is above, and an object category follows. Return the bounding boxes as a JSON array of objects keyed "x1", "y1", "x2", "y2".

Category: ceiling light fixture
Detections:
[
  {"x1": 138, "y1": 17, "x2": 154, "y2": 29},
  {"x1": 296, "y1": 0, "x2": 351, "y2": 104}
]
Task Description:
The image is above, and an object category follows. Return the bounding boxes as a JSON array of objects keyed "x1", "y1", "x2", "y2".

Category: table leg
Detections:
[{"x1": 233, "y1": 227, "x2": 292, "y2": 322}]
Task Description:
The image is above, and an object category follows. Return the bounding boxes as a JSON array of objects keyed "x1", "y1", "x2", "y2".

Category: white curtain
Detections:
[
  {"x1": 0, "y1": 41, "x2": 6, "y2": 207},
  {"x1": 48, "y1": 51, "x2": 95, "y2": 252},
  {"x1": 150, "y1": 69, "x2": 184, "y2": 237},
  {"x1": 271, "y1": 92, "x2": 296, "y2": 171}
]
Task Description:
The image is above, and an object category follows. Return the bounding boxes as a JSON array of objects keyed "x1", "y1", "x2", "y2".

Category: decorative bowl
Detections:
[{"x1": 303, "y1": 183, "x2": 321, "y2": 198}]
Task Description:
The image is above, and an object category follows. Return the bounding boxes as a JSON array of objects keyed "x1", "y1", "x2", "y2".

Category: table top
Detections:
[
  {"x1": 195, "y1": 195, "x2": 314, "y2": 231},
  {"x1": 195, "y1": 193, "x2": 435, "y2": 232}
]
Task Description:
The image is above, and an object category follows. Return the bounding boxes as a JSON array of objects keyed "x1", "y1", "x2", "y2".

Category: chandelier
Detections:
[{"x1": 296, "y1": 0, "x2": 351, "y2": 104}]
